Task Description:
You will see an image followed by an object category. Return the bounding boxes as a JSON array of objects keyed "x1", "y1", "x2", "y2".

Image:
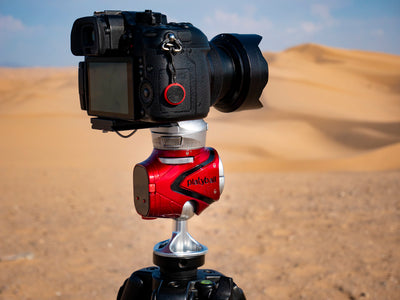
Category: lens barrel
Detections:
[{"x1": 209, "y1": 34, "x2": 268, "y2": 112}]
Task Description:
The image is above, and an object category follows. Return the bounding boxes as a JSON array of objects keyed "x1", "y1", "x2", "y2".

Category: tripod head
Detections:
[
  {"x1": 134, "y1": 120, "x2": 224, "y2": 220},
  {"x1": 133, "y1": 119, "x2": 222, "y2": 257}
]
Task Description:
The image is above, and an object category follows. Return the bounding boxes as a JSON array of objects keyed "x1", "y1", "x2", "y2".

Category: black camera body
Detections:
[{"x1": 71, "y1": 10, "x2": 268, "y2": 130}]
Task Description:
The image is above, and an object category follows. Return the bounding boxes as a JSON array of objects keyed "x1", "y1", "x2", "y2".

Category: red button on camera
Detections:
[{"x1": 164, "y1": 83, "x2": 186, "y2": 105}]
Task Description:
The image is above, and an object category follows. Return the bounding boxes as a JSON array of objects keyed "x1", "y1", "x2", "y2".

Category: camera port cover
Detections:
[{"x1": 164, "y1": 83, "x2": 186, "y2": 105}]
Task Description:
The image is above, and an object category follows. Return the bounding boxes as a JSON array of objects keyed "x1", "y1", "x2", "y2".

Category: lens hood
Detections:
[{"x1": 210, "y1": 34, "x2": 268, "y2": 112}]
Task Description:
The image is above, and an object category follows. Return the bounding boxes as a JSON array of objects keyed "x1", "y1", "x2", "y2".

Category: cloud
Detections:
[
  {"x1": 371, "y1": 29, "x2": 384, "y2": 37},
  {"x1": 0, "y1": 14, "x2": 42, "y2": 41},
  {"x1": 0, "y1": 15, "x2": 25, "y2": 33},
  {"x1": 0, "y1": 14, "x2": 46, "y2": 66},
  {"x1": 312, "y1": 3, "x2": 338, "y2": 27},
  {"x1": 300, "y1": 21, "x2": 321, "y2": 34},
  {"x1": 202, "y1": 7, "x2": 272, "y2": 38},
  {"x1": 286, "y1": 21, "x2": 322, "y2": 36},
  {"x1": 286, "y1": 3, "x2": 338, "y2": 37},
  {"x1": 311, "y1": 4, "x2": 331, "y2": 21}
]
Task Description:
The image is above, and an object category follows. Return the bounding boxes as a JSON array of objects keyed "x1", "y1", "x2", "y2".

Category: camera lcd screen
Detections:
[{"x1": 87, "y1": 60, "x2": 133, "y2": 118}]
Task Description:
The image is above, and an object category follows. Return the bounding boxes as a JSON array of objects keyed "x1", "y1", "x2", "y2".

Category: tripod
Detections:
[{"x1": 117, "y1": 120, "x2": 246, "y2": 299}]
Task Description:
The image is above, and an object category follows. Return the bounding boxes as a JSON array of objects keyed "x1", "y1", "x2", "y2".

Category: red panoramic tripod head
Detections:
[{"x1": 133, "y1": 120, "x2": 224, "y2": 219}]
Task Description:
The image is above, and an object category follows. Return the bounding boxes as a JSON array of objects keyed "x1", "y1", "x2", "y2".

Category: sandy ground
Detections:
[{"x1": 0, "y1": 44, "x2": 399, "y2": 299}]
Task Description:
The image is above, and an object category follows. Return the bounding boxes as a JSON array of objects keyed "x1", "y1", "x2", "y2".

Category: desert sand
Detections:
[{"x1": 0, "y1": 44, "x2": 399, "y2": 299}]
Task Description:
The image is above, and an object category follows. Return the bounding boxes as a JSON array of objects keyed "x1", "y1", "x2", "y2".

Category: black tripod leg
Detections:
[
  {"x1": 210, "y1": 276, "x2": 246, "y2": 300},
  {"x1": 117, "y1": 268, "x2": 156, "y2": 300}
]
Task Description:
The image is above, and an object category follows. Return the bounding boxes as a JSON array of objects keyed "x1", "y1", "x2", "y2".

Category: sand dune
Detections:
[
  {"x1": 205, "y1": 44, "x2": 400, "y2": 172},
  {"x1": 0, "y1": 44, "x2": 399, "y2": 299},
  {"x1": 265, "y1": 44, "x2": 400, "y2": 122}
]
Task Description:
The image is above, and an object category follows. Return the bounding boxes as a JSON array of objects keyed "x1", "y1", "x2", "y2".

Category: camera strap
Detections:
[
  {"x1": 161, "y1": 33, "x2": 186, "y2": 106},
  {"x1": 161, "y1": 33, "x2": 183, "y2": 84},
  {"x1": 166, "y1": 52, "x2": 177, "y2": 83}
]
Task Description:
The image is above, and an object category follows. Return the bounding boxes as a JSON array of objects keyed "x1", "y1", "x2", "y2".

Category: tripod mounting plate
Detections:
[
  {"x1": 90, "y1": 117, "x2": 159, "y2": 131},
  {"x1": 154, "y1": 252, "x2": 206, "y2": 276}
]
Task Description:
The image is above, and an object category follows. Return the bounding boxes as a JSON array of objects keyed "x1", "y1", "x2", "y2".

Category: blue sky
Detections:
[{"x1": 0, "y1": 0, "x2": 399, "y2": 66}]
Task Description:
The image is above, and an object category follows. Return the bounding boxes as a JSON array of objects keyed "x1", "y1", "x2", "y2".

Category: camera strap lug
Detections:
[{"x1": 161, "y1": 33, "x2": 183, "y2": 53}]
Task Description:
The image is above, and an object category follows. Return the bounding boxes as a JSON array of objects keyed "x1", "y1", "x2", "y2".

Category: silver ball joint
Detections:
[
  {"x1": 153, "y1": 201, "x2": 208, "y2": 257},
  {"x1": 178, "y1": 201, "x2": 196, "y2": 220}
]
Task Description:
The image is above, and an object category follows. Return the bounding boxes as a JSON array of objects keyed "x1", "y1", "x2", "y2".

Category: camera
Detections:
[{"x1": 71, "y1": 10, "x2": 268, "y2": 130}]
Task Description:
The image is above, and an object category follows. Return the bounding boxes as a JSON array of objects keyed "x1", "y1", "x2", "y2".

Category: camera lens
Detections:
[{"x1": 209, "y1": 34, "x2": 268, "y2": 112}]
